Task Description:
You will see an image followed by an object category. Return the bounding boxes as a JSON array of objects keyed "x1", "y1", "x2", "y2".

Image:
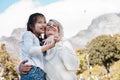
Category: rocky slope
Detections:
[
  {"x1": 0, "y1": 28, "x2": 26, "y2": 58},
  {"x1": 1, "y1": 13, "x2": 120, "y2": 57},
  {"x1": 69, "y1": 13, "x2": 120, "y2": 49}
]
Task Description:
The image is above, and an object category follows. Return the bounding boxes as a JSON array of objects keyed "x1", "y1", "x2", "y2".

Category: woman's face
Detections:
[
  {"x1": 34, "y1": 17, "x2": 46, "y2": 35},
  {"x1": 45, "y1": 21, "x2": 59, "y2": 37}
]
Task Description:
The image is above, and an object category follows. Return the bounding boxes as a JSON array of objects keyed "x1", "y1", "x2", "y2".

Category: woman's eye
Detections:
[
  {"x1": 53, "y1": 24, "x2": 57, "y2": 27},
  {"x1": 47, "y1": 24, "x2": 50, "y2": 26},
  {"x1": 38, "y1": 22, "x2": 42, "y2": 23}
]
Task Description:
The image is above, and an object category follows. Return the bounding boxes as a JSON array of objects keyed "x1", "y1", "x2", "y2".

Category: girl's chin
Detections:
[{"x1": 39, "y1": 32, "x2": 44, "y2": 34}]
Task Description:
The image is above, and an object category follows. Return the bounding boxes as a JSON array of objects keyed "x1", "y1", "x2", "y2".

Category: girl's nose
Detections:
[{"x1": 42, "y1": 24, "x2": 47, "y2": 28}]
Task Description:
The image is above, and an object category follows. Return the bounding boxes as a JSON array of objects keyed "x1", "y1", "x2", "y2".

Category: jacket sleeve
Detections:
[
  {"x1": 21, "y1": 32, "x2": 43, "y2": 56},
  {"x1": 58, "y1": 41, "x2": 79, "y2": 71}
]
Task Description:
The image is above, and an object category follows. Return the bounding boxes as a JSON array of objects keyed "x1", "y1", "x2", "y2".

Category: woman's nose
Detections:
[{"x1": 49, "y1": 24, "x2": 53, "y2": 27}]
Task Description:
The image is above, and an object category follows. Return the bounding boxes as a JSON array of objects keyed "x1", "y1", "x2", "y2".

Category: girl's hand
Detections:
[
  {"x1": 44, "y1": 36, "x2": 55, "y2": 45},
  {"x1": 41, "y1": 36, "x2": 56, "y2": 52}
]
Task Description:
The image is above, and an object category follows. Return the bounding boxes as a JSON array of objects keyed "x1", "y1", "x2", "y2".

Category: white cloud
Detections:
[{"x1": 0, "y1": 0, "x2": 120, "y2": 38}]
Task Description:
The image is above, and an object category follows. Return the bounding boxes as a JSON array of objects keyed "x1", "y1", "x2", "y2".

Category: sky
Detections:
[
  {"x1": 0, "y1": 0, "x2": 59, "y2": 13},
  {"x1": 0, "y1": 0, "x2": 120, "y2": 38}
]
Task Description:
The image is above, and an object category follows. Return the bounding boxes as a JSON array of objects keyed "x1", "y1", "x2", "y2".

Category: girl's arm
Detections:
[{"x1": 22, "y1": 32, "x2": 55, "y2": 56}]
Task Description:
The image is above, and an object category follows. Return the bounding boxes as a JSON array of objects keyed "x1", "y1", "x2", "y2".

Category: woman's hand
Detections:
[
  {"x1": 19, "y1": 60, "x2": 32, "y2": 74},
  {"x1": 54, "y1": 33, "x2": 61, "y2": 42}
]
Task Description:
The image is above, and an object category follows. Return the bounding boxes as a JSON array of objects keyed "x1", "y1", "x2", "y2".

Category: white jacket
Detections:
[
  {"x1": 21, "y1": 31, "x2": 44, "y2": 70},
  {"x1": 44, "y1": 38, "x2": 79, "y2": 80}
]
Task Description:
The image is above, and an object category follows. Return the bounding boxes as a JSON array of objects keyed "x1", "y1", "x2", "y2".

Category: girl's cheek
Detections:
[{"x1": 35, "y1": 23, "x2": 44, "y2": 28}]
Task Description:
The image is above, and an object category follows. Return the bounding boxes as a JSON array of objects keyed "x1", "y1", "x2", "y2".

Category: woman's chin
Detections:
[{"x1": 47, "y1": 34, "x2": 54, "y2": 37}]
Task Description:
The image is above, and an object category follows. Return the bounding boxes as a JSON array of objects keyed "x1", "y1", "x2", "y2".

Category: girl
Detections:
[{"x1": 20, "y1": 13, "x2": 55, "y2": 80}]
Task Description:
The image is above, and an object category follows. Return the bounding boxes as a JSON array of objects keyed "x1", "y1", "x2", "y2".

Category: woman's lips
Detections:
[{"x1": 47, "y1": 28, "x2": 55, "y2": 35}]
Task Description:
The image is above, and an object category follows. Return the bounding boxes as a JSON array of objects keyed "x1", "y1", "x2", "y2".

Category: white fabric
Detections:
[
  {"x1": 21, "y1": 31, "x2": 44, "y2": 70},
  {"x1": 44, "y1": 38, "x2": 79, "y2": 80}
]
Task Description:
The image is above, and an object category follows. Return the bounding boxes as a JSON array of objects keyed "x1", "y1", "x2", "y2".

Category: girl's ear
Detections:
[
  {"x1": 29, "y1": 24, "x2": 33, "y2": 30},
  {"x1": 29, "y1": 24, "x2": 35, "y2": 32},
  {"x1": 30, "y1": 24, "x2": 35, "y2": 31}
]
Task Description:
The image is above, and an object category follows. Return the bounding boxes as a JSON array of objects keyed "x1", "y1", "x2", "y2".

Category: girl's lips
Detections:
[{"x1": 39, "y1": 27, "x2": 44, "y2": 30}]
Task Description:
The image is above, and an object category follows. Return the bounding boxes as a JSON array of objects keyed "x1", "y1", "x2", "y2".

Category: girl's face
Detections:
[
  {"x1": 33, "y1": 17, "x2": 46, "y2": 36},
  {"x1": 45, "y1": 21, "x2": 59, "y2": 37}
]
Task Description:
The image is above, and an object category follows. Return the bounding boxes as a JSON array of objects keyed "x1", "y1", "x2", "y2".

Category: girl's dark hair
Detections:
[{"x1": 27, "y1": 13, "x2": 46, "y2": 32}]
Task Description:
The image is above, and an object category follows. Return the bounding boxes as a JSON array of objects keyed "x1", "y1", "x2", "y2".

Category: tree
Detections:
[
  {"x1": 0, "y1": 44, "x2": 19, "y2": 80},
  {"x1": 86, "y1": 34, "x2": 120, "y2": 73},
  {"x1": 76, "y1": 48, "x2": 87, "y2": 75}
]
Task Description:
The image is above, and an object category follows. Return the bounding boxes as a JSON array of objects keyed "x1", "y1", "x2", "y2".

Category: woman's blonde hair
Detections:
[{"x1": 48, "y1": 19, "x2": 64, "y2": 37}]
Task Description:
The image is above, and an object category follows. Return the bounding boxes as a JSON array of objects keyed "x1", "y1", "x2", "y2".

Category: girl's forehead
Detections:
[
  {"x1": 37, "y1": 17, "x2": 45, "y2": 20},
  {"x1": 37, "y1": 17, "x2": 46, "y2": 23}
]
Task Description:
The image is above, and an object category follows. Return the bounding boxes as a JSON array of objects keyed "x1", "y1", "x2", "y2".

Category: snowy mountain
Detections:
[
  {"x1": 1, "y1": 13, "x2": 120, "y2": 58},
  {"x1": 69, "y1": 13, "x2": 120, "y2": 49},
  {"x1": 0, "y1": 28, "x2": 26, "y2": 58}
]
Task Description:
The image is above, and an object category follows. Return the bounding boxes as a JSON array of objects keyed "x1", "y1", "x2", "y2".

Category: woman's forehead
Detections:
[
  {"x1": 47, "y1": 21, "x2": 58, "y2": 26},
  {"x1": 48, "y1": 20, "x2": 55, "y2": 24}
]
